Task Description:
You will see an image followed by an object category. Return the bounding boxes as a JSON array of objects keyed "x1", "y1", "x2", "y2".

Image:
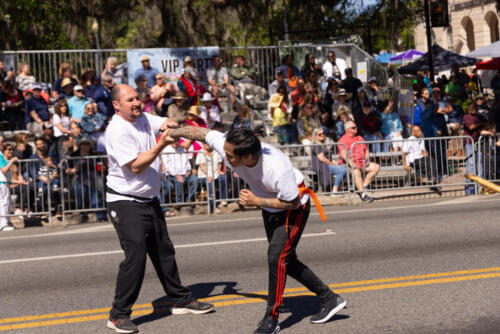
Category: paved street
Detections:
[{"x1": 1, "y1": 196, "x2": 500, "y2": 333}]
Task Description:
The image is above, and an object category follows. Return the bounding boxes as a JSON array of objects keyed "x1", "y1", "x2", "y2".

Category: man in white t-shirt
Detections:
[
  {"x1": 167, "y1": 126, "x2": 346, "y2": 334},
  {"x1": 322, "y1": 51, "x2": 346, "y2": 81},
  {"x1": 104, "y1": 84, "x2": 214, "y2": 334},
  {"x1": 402, "y1": 125, "x2": 434, "y2": 181}
]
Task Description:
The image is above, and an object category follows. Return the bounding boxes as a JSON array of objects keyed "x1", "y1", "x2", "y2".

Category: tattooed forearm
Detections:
[
  {"x1": 169, "y1": 126, "x2": 211, "y2": 142},
  {"x1": 258, "y1": 197, "x2": 300, "y2": 210}
]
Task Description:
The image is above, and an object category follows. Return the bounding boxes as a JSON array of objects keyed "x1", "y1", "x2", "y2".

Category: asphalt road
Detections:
[{"x1": 1, "y1": 196, "x2": 500, "y2": 334}]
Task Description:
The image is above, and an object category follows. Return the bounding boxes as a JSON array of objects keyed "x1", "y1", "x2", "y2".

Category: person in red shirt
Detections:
[{"x1": 338, "y1": 121, "x2": 380, "y2": 202}]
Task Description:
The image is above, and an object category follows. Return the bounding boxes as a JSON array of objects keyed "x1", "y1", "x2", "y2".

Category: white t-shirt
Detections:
[
  {"x1": 205, "y1": 130, "x2": 308, "y2": 213},
  {"x1": 402, "y1": 136, "x2": 425, "y2": 164},
  {"x1": 53, "y1": 114, "x2": 71, "y2": 137},
  {"x1": 196, "y1": 150, "x2": 222, "y2": 179},
  {"x1": 105, "y1": 112, "x2": 165, "y2": 202},
  {"x1": 162, "y1": 145, "x2": 191, "y2": 176},
  {"x1": 322, "y1": 59, "x2": 347, "y2": 80},
  {"x1": 199, "y1": 105, "x2": 221, "y2": 128}
]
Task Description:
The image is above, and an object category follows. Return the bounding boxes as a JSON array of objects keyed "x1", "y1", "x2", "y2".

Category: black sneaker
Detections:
[
  {"x1": 254, "y1": 315, "x2": 280, "y2": 334},
  {"x1": 310, "y1": 295, "x2": 347, "y2": 324},
  {"x1": 361, "y1": 194, "x2": 373, "y2": 203},
  {"x1": 106, "y1": 317, "x2": 138, "y2": 333},
  {"x1": 172, "y1": 300, "x2": 214, "y2": 315}
]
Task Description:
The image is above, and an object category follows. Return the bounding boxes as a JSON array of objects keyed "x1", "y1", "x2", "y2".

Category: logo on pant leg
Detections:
[{"x1": 110, "y1": 210, "x2": 117, "y2": 218}]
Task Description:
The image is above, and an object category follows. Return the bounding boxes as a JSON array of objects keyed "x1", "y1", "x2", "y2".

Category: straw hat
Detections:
[
  {"x1": 188, "y1": 105, "x2": 200, "y2": 116},
  {"x1": 172, "y1": 91, "x2": 187, "y2": 100},
  {"x1": 334, "y1": 88, "x2": 352, "y2": 100},
  {"x1": 269, "y1": 94, "x2": 284, "y2": 109},
  {"x1": 61, "y1": 77, "x2": 73, "y2": 88}
]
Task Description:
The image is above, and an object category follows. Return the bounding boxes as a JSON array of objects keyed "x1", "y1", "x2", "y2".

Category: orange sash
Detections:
[{"x1": 286, "y1": 182, "x2": 327, "y2": 232}]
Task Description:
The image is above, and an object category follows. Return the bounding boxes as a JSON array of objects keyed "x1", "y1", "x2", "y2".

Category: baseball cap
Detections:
[
  {"x1": 74, "y1": 84, "x2": 84, "y2": 91},
  {"x1": 31, "y1": 82, "x2": 42, "y2": 90},
  {"x1": 184, "y1": 56, "x2": 193, "y2": 63},
  {"x1": 368, "y1": 76, "x2": 376, "y2": 83},
  {"x1": 275, "y1": 67, "x2": 283, "y2": 75}
]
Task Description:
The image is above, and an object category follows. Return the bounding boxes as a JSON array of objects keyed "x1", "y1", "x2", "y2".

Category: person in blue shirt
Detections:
[
  {"x1": 92, "y1": 75, "x2": 115, "y2": 119},
  {"x1": 25, "y1": 83, "x2": 50, "y2": 136},
  {"x1": 67, "y1": 85, "x2": 90, "y2": 123},
  {"x1": 412, "y1": 87, "x2": 430, "y2": 127},
  {"x1": 134, "y1": 55, "x2": 159, "y2": 88},
  {"x1": 421, "y1": 87, "x2": 450, "y2": 181},
  {"x1": 380, "y1": 97, "x2": 403, "y2": 152},
  {"x1": 81, "y1": 103, "x2": 107, "y2": 139}
]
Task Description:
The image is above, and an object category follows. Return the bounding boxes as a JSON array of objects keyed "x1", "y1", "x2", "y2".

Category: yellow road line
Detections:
[{"x1": 1, "y1": 267, "x2": 500, "y2": 331}]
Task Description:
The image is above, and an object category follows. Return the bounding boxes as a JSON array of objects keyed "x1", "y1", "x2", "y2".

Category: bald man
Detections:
[{"x1": 104, "y1": 84, "x2": 214, "y2": 333}]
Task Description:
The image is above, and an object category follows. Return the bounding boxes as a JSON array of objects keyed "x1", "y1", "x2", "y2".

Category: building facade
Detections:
[{"x1": 415, "y1": 0, "x2": 499, "y2": 54}]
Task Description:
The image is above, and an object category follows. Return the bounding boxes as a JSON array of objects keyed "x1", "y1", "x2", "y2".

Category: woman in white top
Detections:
[
  {"x1": 53, "y1": 99, "x2": 73, "y2": 161},
  {"x1": 15, "y1": 63, "x2": 36, "y2": 92},
  {"x1": 198, "y1": 92, "x2": 221, "y2": 128}
]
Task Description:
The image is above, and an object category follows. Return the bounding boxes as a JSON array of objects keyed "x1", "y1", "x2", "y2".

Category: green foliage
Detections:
[{"x1": 0, "y1": 0, "x2": 422, "y2": 52}]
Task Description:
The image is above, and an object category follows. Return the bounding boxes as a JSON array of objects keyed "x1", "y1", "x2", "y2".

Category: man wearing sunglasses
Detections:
[{"x1": 338, "y1": 121, "x2": 380, "y2": 202}]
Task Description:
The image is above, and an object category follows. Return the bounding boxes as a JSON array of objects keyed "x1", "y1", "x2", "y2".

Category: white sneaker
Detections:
[
  {"x1": 14, "y1": 208, "x2": 24, "y2": 216},
  {"x1": 0, "y1": 226, "x2": 15, "y2": 232}
]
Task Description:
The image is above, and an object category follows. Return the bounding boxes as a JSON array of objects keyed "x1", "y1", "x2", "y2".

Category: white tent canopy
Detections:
[{"x1": 466, "y1": 40, "x2": 500, "y2": 58}]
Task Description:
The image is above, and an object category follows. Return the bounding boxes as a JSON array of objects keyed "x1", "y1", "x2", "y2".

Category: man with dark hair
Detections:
[
  {"x1": 340, "y1": 67, "x2": 362, "y2": 101},
  {"x1": 167, "y1": 126, "x2": 346, "y2": 334},
  {"x1": 104, "y1": 84, "x2": 214, "y2": 334}
]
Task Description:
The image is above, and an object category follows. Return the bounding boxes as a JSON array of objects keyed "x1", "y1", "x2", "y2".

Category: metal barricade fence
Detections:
[
  {"x1": 477, "y1": 134, "x2": 500, "y2": 185},
  {"x1": 59, "y1": 155, "x2": 108, "y2": 222},
  {"x1": 348, "y1": 136, "x2": 475, "y2": 198},
  {"x1": 2, "y1": 158, "x2": 54, "y2": 226},
  {"x1": 159, "y1": 150, "x2": 210, "y2": 214}
]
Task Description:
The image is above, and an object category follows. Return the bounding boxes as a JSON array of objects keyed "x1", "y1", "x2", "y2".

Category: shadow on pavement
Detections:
[
  {"x1": 279, "y1": 295, "x2": 350, "y2": 330},
  {"x1": 133, "y1": 281, "x2": 240, "y2": 326}
]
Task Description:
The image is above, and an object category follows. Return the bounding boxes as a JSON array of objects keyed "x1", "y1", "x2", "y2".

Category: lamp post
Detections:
[{"x1": 91, "y1": 18, "x2": 101, "y2": 71}]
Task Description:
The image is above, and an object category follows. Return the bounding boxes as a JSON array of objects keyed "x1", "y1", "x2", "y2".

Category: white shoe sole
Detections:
[
  {"x1": 171, "y1": 305, "x2": 214, "y2": 315},
  {"x1": 106, "y1": 320, "x2": 138, "y2": 333},
  {"x1": 311, "y1": 300, "x2": 347, "y2": 324},
  {"x1": 271, "y1": 325, "x2": 280, "y2": 334}
]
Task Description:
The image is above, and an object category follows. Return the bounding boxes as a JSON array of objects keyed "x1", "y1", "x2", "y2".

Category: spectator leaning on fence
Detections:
[
  {"x1": 25, "y1": 83, "x2": 50, "y2": 136},
  {"x1": 67, "y1": 84, "x2": 90, "y2": 123},
  {"x1": 478, "y1": 122, "x2": 500, "y2": 181},
  {"x1": 0, "y1": 79, "x2": 25, "y2": 130},
  {"x1": 311, "y1": 128, "x2": 347, "y2": 196},
  {"x1": 421, "y1": 87, "x2": 450, "y2": 181},
  {"x1": 0, "y1": 144, "x2": 17, "y2": 231},
  {"x1": 15, "y1": 63, "x2": 36, "y2": 93},
  {"x1": 402, "y1": 125, "x2": 435, "y2": 182},
  {"x1": 65, "y1": 137, "x2": 107, "y2": 222},
  {"x1": 339, "y1": 121, "x2": 380, "y2": 203},
  {"x1": 52, "y1": 62, "x2": 78, "y2": 100},
  {"x1": 463, "y1": 102, "x2": 486, "y2": 195}
]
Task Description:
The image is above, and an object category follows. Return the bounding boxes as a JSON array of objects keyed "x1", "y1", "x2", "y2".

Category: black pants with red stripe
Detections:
[{"x1": 262, "y1": 200, "x2": 336, "y2": 319}]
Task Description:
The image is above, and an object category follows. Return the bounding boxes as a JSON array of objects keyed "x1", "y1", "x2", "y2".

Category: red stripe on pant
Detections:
[{"x1": 271, "y1": 205, "x2": 305, "y2": 318}]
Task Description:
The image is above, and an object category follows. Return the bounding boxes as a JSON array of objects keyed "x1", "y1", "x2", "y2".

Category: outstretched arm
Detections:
[{"x1": 168, "y1": 126, "x2": 211, "y2": 142}]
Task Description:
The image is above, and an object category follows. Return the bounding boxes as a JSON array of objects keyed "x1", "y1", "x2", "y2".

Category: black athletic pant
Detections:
[
  {"x1": 107, "y1": 199, "x2": 192, "y2": 319},
  {"x1": 262, "y1": 200, "x2": 335, "y2": 319}
]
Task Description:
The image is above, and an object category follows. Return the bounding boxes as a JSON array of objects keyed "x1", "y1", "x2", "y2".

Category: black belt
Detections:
[{"x1": 106, "y1": 186, "x2": 155, "y2": 202}]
